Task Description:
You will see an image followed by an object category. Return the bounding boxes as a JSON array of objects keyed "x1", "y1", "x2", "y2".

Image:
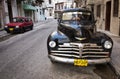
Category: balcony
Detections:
[
  {"x1": 23, "y1": 4, "x2": 37, "y2": 10},
  {"x1": 87, "y1": 0, "x2": 103, "y2": 5}
]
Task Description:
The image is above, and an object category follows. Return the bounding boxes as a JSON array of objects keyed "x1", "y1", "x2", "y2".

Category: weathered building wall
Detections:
[
  {"x1": 110, "y1": 0, "x2": 120, "y2": 35},
  {"x1": 86, "y1": 0, "x2": 120, "y2": 36}
]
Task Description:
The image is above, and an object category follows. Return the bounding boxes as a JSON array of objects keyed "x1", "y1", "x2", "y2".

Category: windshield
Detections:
[
  {"x1": 62, "y1": 12, "x2": 92, "y2": 25},
  {"x1": 12, "y1": 18, "x2": 24, "y2": 23}
]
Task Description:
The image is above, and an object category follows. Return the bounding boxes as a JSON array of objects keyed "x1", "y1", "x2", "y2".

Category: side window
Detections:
[
  {"x1": 25, "y1": 18, "x2": 29, "y2": 22},
  {"x1": 22, "y1": 19, "x2": 25, "y2": 22},
  {"x1": 29, "y1": 18, "x2": 32, "y2": 21},
  {"x1": 28, "y1": 18, "x2": 30, "y2": 22}
]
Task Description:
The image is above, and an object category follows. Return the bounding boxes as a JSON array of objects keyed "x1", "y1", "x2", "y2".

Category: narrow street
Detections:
[{"x1": 0, "y1": 19, "x2": 117, "y2": 79}]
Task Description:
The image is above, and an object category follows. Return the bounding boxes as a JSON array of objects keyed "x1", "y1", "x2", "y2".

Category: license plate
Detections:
[
  {"x1": 9, "y1": 28, "x2": 14, "y2": 31},
  {"x1": 74, "y1": 59, "x2": 88, "y2": 66}
]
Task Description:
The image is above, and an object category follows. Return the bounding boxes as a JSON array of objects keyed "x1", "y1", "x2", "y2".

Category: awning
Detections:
[{"x1": 23, "y1": 4, "x2": 36, "y2": 10}]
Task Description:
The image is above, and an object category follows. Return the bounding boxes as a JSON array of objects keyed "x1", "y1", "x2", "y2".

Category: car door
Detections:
[
  {"x1": 24, "y1": 18, "x2": 30, "y2": 28},
  {"x1": 28, "y1": 18, "x2": 33, "y2": 26}
]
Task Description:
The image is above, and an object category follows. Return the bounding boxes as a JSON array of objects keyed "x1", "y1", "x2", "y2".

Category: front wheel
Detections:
[
  {"x1": 30, "y1": 25, "x2": 33, "y2": 30},
  {"x1": 6, "y1": 30, "x2": 10, "y2": 33},
  {"x1": 20, "y1": 27, "x2": 25, "y2": 33}
]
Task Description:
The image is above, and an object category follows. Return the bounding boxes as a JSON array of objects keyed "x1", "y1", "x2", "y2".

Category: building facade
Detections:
[
  {"x1": 86, "y1": 0, "x2": 120, "y2": 36},
  {"x1": 0, "y1": 0, "x2": 44, "y2": 29},
  {"x1": 54, "y1": 0, "x2": 74, "y2": 19},
  {"x1": 0, "y1": 0, "x2": 6, "y2": 29},
  {"x1": 44, "y1": 0, "x2": 54, "y2": 19},
  {"x1": 74, "y1": 0, "x2": 120, "y2": 36},
  {"x1": 0, "y1": 0, "x2": 18, "y2": 29}
]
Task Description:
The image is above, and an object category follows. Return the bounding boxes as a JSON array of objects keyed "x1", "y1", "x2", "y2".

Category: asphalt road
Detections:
[{"x1": 0, "y1": 19, "x2": 117, "y2": 79}]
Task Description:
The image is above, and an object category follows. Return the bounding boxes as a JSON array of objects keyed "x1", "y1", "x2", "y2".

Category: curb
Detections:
[
  {"x1": 108, "y1": 62, "x2": 120, "y2": 79},
  {"x1": 0, "y1": 28, "x2": 4, "y2": 31},
  {"x1": 0, "y1": 31, "x2": 10, "y2": 38}
]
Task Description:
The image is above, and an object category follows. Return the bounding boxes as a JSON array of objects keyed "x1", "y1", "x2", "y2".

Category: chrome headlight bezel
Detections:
[
  {"x1": 49, "y1": 41, "x2": 56, "y2": 48},
  {"x1": 104, "y1": 40, "x2": 112, "y2": 49}
]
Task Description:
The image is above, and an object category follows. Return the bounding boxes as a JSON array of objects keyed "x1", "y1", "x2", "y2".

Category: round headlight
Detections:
[
  {"x1": 104, "y1": 41, "x2": 112, "y2": 49},
  {"x1": 49, "y1": 41, "x2": 56, "y2": 48},
  {"x1": 16, "y1": 26, "x2": 19, "y2": 28},
  {"x1": 5, "y1": 26, "x2": 8, "y2": 28}
]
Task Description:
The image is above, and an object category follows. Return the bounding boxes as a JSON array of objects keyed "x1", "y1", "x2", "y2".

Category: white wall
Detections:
[
  {"x1": 4, "y1": 0, "x2": 9, "y2": 24},
  {"x1": 35, "y1": 6, "x2": 40, "y2": 22},
  {"x1": 44, "y1": 0, "x2": 54, "y2": 18},
  {"x1": 17, "y1": 1, "x2": 25, "y2": 17},
  {"x1": 11, "y1": 0, "x2": 18, "y2": 17}
]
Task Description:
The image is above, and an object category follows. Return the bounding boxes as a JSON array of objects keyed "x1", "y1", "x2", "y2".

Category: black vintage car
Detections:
[{"x1": 47, "y1": 8, "x2": 113, "y2": 66}]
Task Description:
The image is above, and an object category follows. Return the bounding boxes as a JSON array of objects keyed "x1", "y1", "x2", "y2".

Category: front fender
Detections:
[
  {"x1": 47, "y1": 31, "x2": 70, "y2": 54},
  {"x1": 47, "y1": 31, "x2": 70, "y2": 43}
]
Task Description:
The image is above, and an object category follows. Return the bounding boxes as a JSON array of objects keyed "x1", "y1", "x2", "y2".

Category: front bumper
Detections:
[
  {"x1": 4, "y1": 27, "x2": 21, "y2": 33},
  {"x1": 49, "y1": 55, "x2": 110, "y2": 64}
]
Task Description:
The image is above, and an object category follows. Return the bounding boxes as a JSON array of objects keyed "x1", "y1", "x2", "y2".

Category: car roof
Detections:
[
  {"x1": 62, "y1": 8, "x2": 91, "y2": 13},
  {"x1": 13, "y1": 17, "x2": 31, "y2": 19}
]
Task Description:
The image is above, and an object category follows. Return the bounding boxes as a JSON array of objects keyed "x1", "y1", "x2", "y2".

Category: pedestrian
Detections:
[{"x1": 45, "y1": 17, "x2": 47, "y2": 20}]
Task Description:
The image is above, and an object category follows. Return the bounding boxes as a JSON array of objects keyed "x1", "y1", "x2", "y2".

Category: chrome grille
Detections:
[{"x1": 50, "y1": 43, "x2": 109, "y2": 59}]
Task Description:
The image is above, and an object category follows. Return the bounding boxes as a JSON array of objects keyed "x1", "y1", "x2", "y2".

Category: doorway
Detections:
[
  {"x1": 105, "y1": 1, "x2": 111, "y2": 31},
  {"x1": 7, "y1": 0, "x2": 13, "y2": 22}
]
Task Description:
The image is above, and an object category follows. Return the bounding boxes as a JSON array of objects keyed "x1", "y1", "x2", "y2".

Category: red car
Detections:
[{"x1": 4, "y1": 17, "x2": 33, "y2": 33}]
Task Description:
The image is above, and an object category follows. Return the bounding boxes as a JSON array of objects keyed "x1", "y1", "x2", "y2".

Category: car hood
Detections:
[
  {"x1": 59, "y1": 23, "x2": 93, "y2": 42},
  {"x1": 6, "y1": 22, "x2": 23, "y2": 26}
]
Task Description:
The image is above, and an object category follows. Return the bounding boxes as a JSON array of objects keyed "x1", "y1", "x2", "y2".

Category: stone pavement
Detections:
[{"x1": 98, "y1": 29, "x2": 120, "y2": 77}]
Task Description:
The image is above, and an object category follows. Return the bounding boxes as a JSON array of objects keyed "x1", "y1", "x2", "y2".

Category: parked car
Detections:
[
  {"x1": 4, "y1": 17, "x2": 33, "y2": 33},
  {"x1": 47, "y1": 8, "x2": 113, "y2": 66}
]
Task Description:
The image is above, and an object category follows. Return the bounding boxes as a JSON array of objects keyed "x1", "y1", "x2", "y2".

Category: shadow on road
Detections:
[{"x1": 94, "y1": 64, "x2": 118, "y2": 79}]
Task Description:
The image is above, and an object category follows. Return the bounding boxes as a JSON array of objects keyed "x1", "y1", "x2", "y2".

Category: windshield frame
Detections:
[
  {"x1": 61, "y1": 11, "x2": 93, "y2": 25},
  {"x1": 12, "y1": 18, "x2": 25, "y2": 23}
]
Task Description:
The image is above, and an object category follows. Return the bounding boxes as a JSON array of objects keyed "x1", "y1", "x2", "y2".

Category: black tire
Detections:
[
  {"x1": 30, "y1": 25, "x2": 33, "y2": 30},
  {"x1": 20, "y1": 27, "x2": 25, "y2": 33},
  {"x1": 6, "y1": 30, "x2": 10, "y2": 33}
]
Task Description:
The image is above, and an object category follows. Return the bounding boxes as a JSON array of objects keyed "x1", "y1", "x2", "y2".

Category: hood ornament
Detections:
[{"x1": 75, "y1": 37, "x2": 86, "y2": 41}]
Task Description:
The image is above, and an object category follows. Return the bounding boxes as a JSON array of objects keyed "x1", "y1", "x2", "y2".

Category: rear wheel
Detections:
[{"x1": 30, "y1": 25, "x2": 33, "y2": 30}]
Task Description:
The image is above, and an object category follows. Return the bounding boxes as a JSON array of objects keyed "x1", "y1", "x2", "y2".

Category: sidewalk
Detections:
[
  {"x1": 98, "y1": 29, "x2": 120, "y2": 77},
  {"x1": 0, "y1": 29, "x2": 9, "y2": 38}
]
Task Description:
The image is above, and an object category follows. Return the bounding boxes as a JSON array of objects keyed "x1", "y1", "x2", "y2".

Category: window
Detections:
[
  {"x1": 113, "y1": 0, "x2": 119, "y2": 17},
  {"x1": 49, "y1": 0, "x2": 51, "y2": 4},
  {"x1": 49, "y1": 9, "x2": 52, "y2": 16},
  {"x1": 37, "y1": 9, "x2": 38, "y2": 12},
  {"x1": 40, "y1": 11, "x2": 41, "y2": 15},
  {"x1": 97, "y1": 5, "x2": 101, "y2": 17},
  {"x1": 50, "y1": 13, "x2": 52, "y2": 16}
]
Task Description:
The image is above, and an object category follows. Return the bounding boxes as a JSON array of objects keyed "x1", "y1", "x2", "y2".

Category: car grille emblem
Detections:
[
  {"x1": 78, "y1": 44, "x2": 83, "y2": 58},
  {"x1": 70, "y1": 43, "x2": 83, "y2": 58}
]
